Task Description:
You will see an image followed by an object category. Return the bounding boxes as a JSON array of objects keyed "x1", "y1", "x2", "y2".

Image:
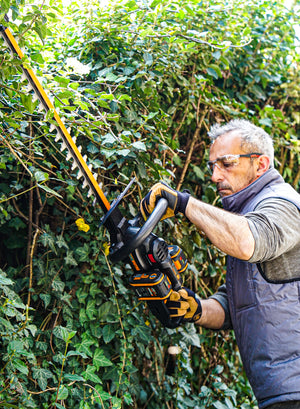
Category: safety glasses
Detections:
[{"x1": 207, "y1": 153, "x2": 262, "y2": 174}]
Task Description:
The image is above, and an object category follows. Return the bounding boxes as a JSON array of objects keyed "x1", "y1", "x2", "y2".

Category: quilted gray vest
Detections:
[{"x1": 222, "y1": 168, "x2": 300, "y2": 408}]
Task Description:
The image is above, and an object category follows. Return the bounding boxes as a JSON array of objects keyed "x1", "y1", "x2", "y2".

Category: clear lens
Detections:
[
  {"x1": 207, "y1": 155, "x2": 240, "y2": 174},
  {"x1": 207, "y1": 153, "x2": 262, "y2": 174}
]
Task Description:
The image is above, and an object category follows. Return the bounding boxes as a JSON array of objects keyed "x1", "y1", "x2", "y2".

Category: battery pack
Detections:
[{"x1": 129, "y1": 271, "x2": 172, "y2": 300}]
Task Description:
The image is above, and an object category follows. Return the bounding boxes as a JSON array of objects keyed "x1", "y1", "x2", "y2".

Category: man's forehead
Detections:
[
  {"x1": 210, "y1": 131, "x2": 242, "y2": 157},
  {"x1": 211, "y1": 130, "x2": 242, "y2": 144}
]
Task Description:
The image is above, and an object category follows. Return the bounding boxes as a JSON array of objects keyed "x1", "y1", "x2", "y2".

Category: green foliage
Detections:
[{"x1": 0, "y1": 0, "x2": 299, "y2": 408}]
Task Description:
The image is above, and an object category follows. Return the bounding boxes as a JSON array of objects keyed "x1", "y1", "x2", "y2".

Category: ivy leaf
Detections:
[
  {"x1": 0, "y1": 317, "x2": 14, "y2": 332},
  {"x1": 14, "y1": 359, "x2": 29, "y2": 375},
  {"x1": 63, "y1": 373, "x2": 85, "y2": 382},
  {"x1": 105, "y1": 73, "x2": 118, "y2": 82},
  {"x1": 75, "y1": 243, "x2": 90, "y2": 262},
  {"x1": 191, "y1": 164, "x2": 205, "y2": 181},
  {"x1": 66, "y1": 350, "x2": 88, "y2": 359},
  {"x1": 55, "y1": 403, "x2": 65, "y2": 409},
  {"x1": 93, "y1": 348, "x2": 113, "y2": 370},
  {"x1": 102, "y1": 133, "x2": 116, "y2": 145},
  {"x1": 132, "y1": 324, "x2": 151, "y2": 342},
  {"x1": 259, "y1": 118, "x2": 273, "y2": 127},
  {"x1": 123, "y1": 392, "x2": 133, "y2": 405},
  {"x1": 38, "y1": 183, "x2": 63, "y2": 198},
  {"x1": 213, "y1": 402, "x2": 229, "y2": 409},
  {"x1": 27, "y1": 324, "x2": 37, "y2": 337},
  {"x1": 98, "y1": 301, "x2": 118, "y2": 322},
  {"x1": 102, "y1": 324, "x2": 115, "y2": 343},
  {"x1": 83, "y1": 365, "x2": 103, "y2": 384},
  {"x1": 39, "y1": 232, "x2": 57, "y2": 253},
  {"x1": 53, "y1": 326, "x2": 69, "y2": 342},
  {"x1": 54, "y1": 76, "x2": 70, "y2": 86},
  {"x1": 64, "y1": 251, "x2": 78, "y2": 266},
  {"x1": 206, "y1": 67, "x2": 219, "y2": 79},
  {"x1": 0, "y1": 273, "x2": 14, "y2": 286},
  {"x1": 131, "y1": 141, "x2": 147, "y2": 151},
  {"x1": 56, "y1": 236, "x2": 69, "y2": 249},
  {"x1": 143, "y1": 52, "x2": 153, "y2": 66},
  {"x1": 75, "y1": 336, "x2": 95, "y2": 357},
  {"x1": 111, "y1": 396, "x2": 122, "y2": 408},
  {"x1": 76, "y1": 287, "x2": 88, "y2": 304},
  {"x1": 86, "y1": 299, "x2": 97, "y2": 320},
  {"x1": 34, "y1": 170, "x2": 49, "y2": 182},
  {"x1": 117, "y1": 149, "x2": 130, "y2": 157},
  {"x1": 251, "y1": 85, "x2": 266, "y2": 100},
  {"x1": 20, "y1": 93, "x2": 38, "y2": 114},
  {"x1": 208, "y1": 63, "x2": 222, "y2": 78},
  {"x1": 57, "y1": 385, "x2": 69, "y2": 400},
  {"x1": 53, "y1": 325, "x2": 76, "y2": 342},
  {"x1": 181, "y1": 325, "x2": 201, "y2": 348},
  {"x1": 118, "y1": 94, "x2": 132, "y2": 102},
  {"x1": 32, "y1": 368, "x2": 53, "y2": 391},
  {"x1": 94, "y1": 386, "x2": 111, "y2": 402},
  {"x1": 8, "y1": 340, "x2": 24, "y2": 354},
  {"x1": 89, "y1": 282, "x2": 100, "y2": 298},
  {"x1": 52, "y1": 279, "x2": 65, "y2": 294}
]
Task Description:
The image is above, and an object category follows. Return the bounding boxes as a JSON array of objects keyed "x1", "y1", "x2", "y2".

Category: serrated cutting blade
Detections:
[{"x1": 0, "y1": 24, "x2": 111, "y2": 214}]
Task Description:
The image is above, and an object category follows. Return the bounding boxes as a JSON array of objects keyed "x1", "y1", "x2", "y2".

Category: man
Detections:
[{"x1": 140, "y1": 119, "x2": 300, "y2": 409}]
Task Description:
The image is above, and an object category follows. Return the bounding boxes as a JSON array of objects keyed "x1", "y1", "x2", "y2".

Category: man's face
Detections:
[{"x1": 208, "y1": 131, "x2": 260, "y2": 197}]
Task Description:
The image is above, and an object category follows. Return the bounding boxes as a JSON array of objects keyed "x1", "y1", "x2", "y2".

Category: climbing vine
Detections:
[{"x1": 0, "y1": 0, "x2": 299, "y2": 408}]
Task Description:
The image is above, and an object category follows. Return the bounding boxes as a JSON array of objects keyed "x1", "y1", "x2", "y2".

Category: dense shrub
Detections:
[{"x1": 0, "y1": 0, "x2": 299, "y2": 407}]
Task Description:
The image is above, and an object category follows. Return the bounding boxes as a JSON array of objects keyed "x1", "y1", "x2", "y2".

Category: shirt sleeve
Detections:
[
  {"x1": 246, "y1": 199, "x2": 300, "y2": 263},
  {"x1": 209, "y1": 284, "x2": 232, "y2": 330}
]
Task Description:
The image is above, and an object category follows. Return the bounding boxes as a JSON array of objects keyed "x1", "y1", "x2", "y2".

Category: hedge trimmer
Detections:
[{"x1": 0, "y1": 20, "x2": 187, "y2": 328}]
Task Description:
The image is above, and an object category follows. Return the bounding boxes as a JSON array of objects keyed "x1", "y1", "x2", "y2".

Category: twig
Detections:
[
  {"x1": 103, "y1": 252, "x2": 128, "y2": 396},
  {"x1": 83, "y1": 383, "x2": 105, "y2": 409},
  {"x1": 176, "y1": 108, "x2": 207, "y2": 190},
  {"x1": 27, "y1": 381, "x2": 76, "y2": 395},
  {"x1": 153, "y1": 342, "x2": 161, "y2": 387},
  {"x1": 26, "y1": 120, "x2": 34, "y2": 271},
  {"x1": 178, "y1": 33, "x2": 252, "y2": 49},
  {"x1": 142, "y1": 391, "x2": 155, "y2": 409},
  {"x1": 146, "y1": 33, "x2": 252, "y2": 49},
  {"x1": 12, "y1": 197, "x2": 44, "y2": 232},
  {"x1": 0, "y1": 134, "x2": 33, "y2": 177},
  {"x1": 172, "y1": 104, "x2": 190, "y2": 141},
  {"x1": 293, "y1": 167, "x2": 300, "y2": 189},
  {"x1": 27, "y1": 229, "x2": 39, "y2": 315}
]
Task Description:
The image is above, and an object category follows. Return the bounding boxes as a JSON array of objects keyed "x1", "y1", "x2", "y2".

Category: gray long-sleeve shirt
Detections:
[
  {"x1": 210, "y1": 198, "x2": 300, "y2": 329},
  {"x1": 247, "y1": 199, "x2": 300, "y2": 281}
]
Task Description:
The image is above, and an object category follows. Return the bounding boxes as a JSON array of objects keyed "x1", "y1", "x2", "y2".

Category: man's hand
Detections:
[
  {"x1": 140, "y1": 182, "x2": 190, "y2": 220},
  {"x1": 166, "y1": 288, "x2": 202, "y2": 323}
]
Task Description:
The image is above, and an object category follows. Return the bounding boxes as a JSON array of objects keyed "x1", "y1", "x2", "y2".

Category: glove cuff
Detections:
[
  {"x1": 176, "y1": 190, "x2": 191, "y2": 216},
  {"x1": 185, "y1": 288, "x2": 202, "y2": 322}
]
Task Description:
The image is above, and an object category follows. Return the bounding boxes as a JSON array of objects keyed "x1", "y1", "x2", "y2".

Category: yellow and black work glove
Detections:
[
  {"x1": 166, "y1": 288, "x2": 202, "y2": 323},
  {"x1": 140, "y1": 182, "x2": 190, "y2": 221}
]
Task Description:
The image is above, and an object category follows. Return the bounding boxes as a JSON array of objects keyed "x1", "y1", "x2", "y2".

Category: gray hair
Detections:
[{"x1": 208, "y1": 119, "x2": 274, "y2": 166}]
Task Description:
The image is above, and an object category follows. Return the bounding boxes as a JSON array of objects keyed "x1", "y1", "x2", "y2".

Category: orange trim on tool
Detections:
[
  {"x1": 129, "y1": 256, "x2": 140, "y2": 271},
  {"x1": 169, "y1": 247, "x2": 180, "y2": 258},
  {"x1": 130, "y1": 274, "x2": 165, "y2": 286}
]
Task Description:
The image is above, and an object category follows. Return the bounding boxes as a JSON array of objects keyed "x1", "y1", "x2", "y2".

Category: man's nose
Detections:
[{"x1": 211, "y1": 164, "x2": 224, "y2": 182}]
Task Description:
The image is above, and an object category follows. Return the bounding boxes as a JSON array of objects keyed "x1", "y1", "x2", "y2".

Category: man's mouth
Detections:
[{"x1": 217, "y1": 185, "x2": 233, "y2": 195}]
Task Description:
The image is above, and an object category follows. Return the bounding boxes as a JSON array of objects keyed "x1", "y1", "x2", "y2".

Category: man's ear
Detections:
[{"x1": 256, "y1": 155, "x2": 270, "y2": 176}]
